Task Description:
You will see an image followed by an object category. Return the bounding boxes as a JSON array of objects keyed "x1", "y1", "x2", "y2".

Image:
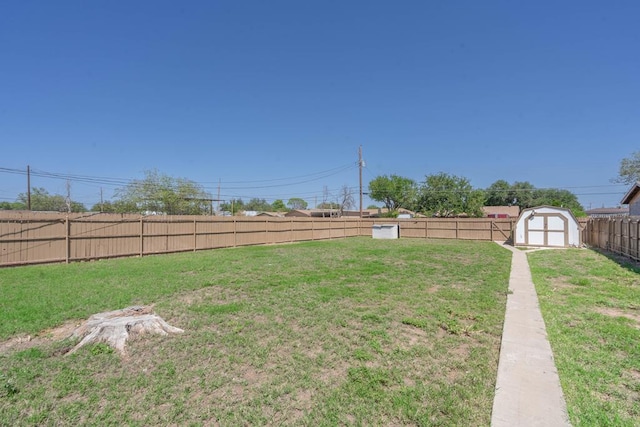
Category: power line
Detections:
[
  {"x1": 0, "y1": 163, "x2": 357, "y2": 190},
  {"x1": 205, "y1": 164, "x2": 357, "y2": 191},
  {"x1": 1, "y1": 164, "x2": 627, "y2": 208},
  {"x1": 199, "y1": 163, "x2": 358, "y2": 185},
  {"x1": 0, "y1": 164, "x2": 360, "y2": 205}
]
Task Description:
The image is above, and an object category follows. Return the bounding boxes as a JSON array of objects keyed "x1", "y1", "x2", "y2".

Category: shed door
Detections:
[{"x1": 525, "y1": 214, "x2": 567, "y2": 247}]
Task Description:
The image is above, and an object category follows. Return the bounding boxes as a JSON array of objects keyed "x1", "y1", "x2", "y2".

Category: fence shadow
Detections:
[{"x1": 591, "y1": 247, "x2": 640, "y2": 275}]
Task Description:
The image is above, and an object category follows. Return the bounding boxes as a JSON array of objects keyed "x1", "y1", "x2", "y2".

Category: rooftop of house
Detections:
[
  {"x1": 585, "y1": 206, "x2": 629, "y2": 216},
  {"x1": 621, "y1": 182, "x2": 640, "y2": 205},
  {"x1": 481, "y1": 206, "x2": 521, "y2": 217}
]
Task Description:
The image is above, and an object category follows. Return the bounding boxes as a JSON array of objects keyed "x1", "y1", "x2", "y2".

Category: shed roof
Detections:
[{"x1": 517, "y1": 205, "x2": 580, "y2": 224}]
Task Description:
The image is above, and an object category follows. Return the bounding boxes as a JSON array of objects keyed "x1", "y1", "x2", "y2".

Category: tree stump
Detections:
[{"x1": 66, "y1": 306, "x2": 183, "y2": 356}]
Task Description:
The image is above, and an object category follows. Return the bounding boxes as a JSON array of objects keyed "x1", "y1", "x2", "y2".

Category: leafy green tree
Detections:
[
  {"x1": 271, "y1": 199, "x2": 287, "y2": 212},
  {"x1": 533, "y1": 188, "x2": 585, "y2": 216},
  {"x1": 115, "y1": 200, "x2": 140, "y2": 213},
  {"x1": 0, "y1": 201, "x2": 25, "y2": 210},
  {"x1": 17, "y1": 187, "x2": 86, "y2": 212},
  {"x1": 613, "y1": 151, "x2": 640, "y2": 184},
  {"x1": 485, "y1": 180, "x2": 513, "y2": 206},
  {"x1": 90, "y1": 200, "x2": 139, "y2": 213},
  {"x1": 368, "y1": 175, "x2": 417, "y2": 212},
  {"x1": 219, "y1": 199, "x2": 244, "y2": 215},
  {"x1": 417, "y1": 173, "x2": 484, "y2": 217},
  {"x1": 244, "y1": 198, "x2": 272, "y2": 212},
  {"x1": 366, "y1": 204, "x2": 379, "y2": 210},
  {"x1": 287, "y1": 198, "x2": 308, "y2": 210},
  {"x1": 114, "y1": 170, "x2": 211, "y2": 215},
  {"x1": 509, "y1": 181, "x2": 536, "y2": 209},
  {"x1": 91, "y1": 201, "x2": 114, "y2": 212}
]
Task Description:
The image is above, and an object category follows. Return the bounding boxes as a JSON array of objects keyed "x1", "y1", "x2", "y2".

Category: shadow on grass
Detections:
[{"x1": 590, "y1": 247, "x2": 640, "y2": 274}]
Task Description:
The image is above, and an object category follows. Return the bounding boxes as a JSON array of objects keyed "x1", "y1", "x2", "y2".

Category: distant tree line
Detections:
[
  {"x1": 3, "y1": 151, "x2": 637, "y2": 216},
  {"x1": 366, "y1": 150, "x2": 640, "y2": 217},
  {"x1": 0, "y1": 187, "x2": 87, "y2": 212},
  {"x1": 0, "y1": 170, "x2": 356, "y2": 216},
  {"x1": 368, "y1": 173, "x2": 586, "y2": 218}
]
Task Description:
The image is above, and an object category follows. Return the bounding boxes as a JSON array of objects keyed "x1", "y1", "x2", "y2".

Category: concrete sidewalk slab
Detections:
[{"x1": 491, "y1": 243, "x2": 571, "y2": 427}]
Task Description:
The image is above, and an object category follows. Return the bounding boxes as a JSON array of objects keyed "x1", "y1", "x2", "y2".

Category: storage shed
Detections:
[{"x1": 514, "y1": 206, "x2": 581, "y2": 248}]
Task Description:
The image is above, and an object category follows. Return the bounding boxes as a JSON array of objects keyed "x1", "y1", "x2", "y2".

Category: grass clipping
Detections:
[{"x1": 66, "y1": 305, "x2": 183, "y2": 356}]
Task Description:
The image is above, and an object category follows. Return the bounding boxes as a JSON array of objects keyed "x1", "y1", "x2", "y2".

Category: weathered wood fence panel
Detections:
[
  {"x1": 360, "y1": 218, "x2": 516, "y2": 241},
  {"x1": 1, "y1": 212, "x2": 518, "y2": 267},
  {"x1": 584, "y1": 217, "x2": 640, "y2": 262}
]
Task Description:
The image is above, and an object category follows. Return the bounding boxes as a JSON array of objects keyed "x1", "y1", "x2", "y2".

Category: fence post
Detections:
[
  {"x1": 193, "y1": 218, "x2": 197, "y2": 252},
  {"x1": 233, "y1": 218, "x2": 237, "y2": 247},
  {"x1": 636, "y1": 220, "x2": 640, "y2": 261},
  {"x1": 635, "y1": 220, "x2": 640, "y2": 261},
  {"x1": 628, "y1": 219, "x2": 632, "y2": 258},
  {"x1": 139, "y1": 217, "x2": 144, "y2": 257},
  {"x1": 65, "y1": 216, "x2": 70, "y2": 264}
]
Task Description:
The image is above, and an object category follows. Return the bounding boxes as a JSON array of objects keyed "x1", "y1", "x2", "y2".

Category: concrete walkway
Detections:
[{"x1": 491, "y1": 243, "x2": 571, "y2": 427}]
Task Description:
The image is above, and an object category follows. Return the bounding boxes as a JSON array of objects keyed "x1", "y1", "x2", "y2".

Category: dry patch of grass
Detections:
[
  {"x1": 529, "y1": 249, "x2": 640, "y2": 425},
  {"x1": 594, "y1": 307, "x2": 640, "y2": 328},
  {"x1": 1, "y1": 238, "x2": 511, "y2": 425}
]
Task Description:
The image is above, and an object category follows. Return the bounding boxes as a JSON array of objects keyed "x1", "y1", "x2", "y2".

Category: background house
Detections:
[
  {"x1": 284, "y1": 209, "x2": 340, "y2": 218},
  {"x1": 585, "y1": 207, "x2": 629, "y2": 218},
  {"x1": 481, "y1": 206, "x2": 520, "y2": 218},
  {"x1": 256, "y1": 212, "x2": 285, "y2": 218},
  {"x1": 621, "y1": 182, "x2": 640, "y2": 217}
]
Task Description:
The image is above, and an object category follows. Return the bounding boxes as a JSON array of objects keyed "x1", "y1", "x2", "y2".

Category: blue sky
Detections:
[{"x1": 1, "y1": 1, "x2": 638, "y2": 210}]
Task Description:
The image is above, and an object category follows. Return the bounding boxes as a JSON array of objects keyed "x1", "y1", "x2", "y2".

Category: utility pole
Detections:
[
  {"x1": 359, "y1": 145, "x2": 363, "y2": 218},
  {"x1": 100, "y1": 187, "x2": 104, "y2": 212},
  {"x1": 65, "y1": 180, "x2": 72, "y2": 213},
  {"x1": 217, "y1": 179, "x2": 221, "y2": 213},
  {"x1": 27, "y1": 165, "x2": 31, "y2": 210}
]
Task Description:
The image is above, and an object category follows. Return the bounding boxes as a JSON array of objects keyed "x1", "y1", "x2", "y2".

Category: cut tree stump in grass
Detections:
[{"x1": 65, "y1": 305, "x2": 183, "y2": 356}]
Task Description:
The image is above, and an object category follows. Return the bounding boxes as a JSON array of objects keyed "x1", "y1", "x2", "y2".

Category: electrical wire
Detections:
[
  {"x1": 1, "y1": 163, "x2": 357, "y2": 189},
  {"x1": 1, "y1": 164, "x2": 628, "y2": 207},
  {"x1": 0, "y1": 164, "x2": 361, "y2": 206}
]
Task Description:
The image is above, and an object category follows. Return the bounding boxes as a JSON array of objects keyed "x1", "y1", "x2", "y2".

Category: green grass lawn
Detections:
[
  {"x1": 0, "y1": 238, "x2": 511, "y2": 426},
  {"x1": 529, "y1": 249, "x2": 640, "y2": 426}
]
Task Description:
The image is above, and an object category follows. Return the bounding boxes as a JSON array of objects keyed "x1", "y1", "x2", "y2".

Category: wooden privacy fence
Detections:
[
  {"x1": 584, "y1": 217, "x2": 640, "y2": 262},
  {"x1": 0, "y1": 211, "x2": 515, "y2": 267}
]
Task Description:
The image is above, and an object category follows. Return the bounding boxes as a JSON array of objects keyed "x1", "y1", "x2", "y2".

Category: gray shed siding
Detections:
[{"x1": 630, "y1": 194, "x2": 640, "y2": 216}]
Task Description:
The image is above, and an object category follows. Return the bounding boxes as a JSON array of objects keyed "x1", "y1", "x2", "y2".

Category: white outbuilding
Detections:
[{"x1": 513, "y1": 206, "x2": 581, "y2": 248}]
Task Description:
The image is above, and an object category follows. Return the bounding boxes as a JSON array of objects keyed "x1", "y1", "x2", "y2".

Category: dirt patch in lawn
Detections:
[
  {"x1": 396, "y1": 322, "x2": 430, "y2": 349},
  {"x1": 0, "y1": 319, "x2": 79, "y2": 355},
  {"x1": 175, "y1": 284, "x2": 247, "y2": 305},
  {"x1": 549, "y1": 277, "x2": 578, "y2": 290},
  {"x1": 594, "y1": 307, "x2": 640, "y2": 328}
]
